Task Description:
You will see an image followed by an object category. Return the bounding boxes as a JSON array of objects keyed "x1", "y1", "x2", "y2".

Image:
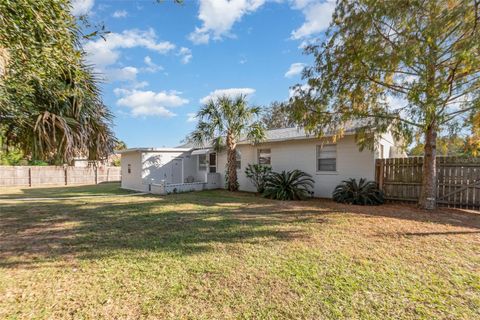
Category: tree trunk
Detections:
[
  {"x1": 419, "y1": 125, "x2": 437, "y2": 210},
  {"x1": 226, "y1": 133, "x2": 238, "y2": 191}
]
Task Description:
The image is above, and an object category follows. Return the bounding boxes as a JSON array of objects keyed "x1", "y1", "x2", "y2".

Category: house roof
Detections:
[
  {"x1": 237, "y1": 123, "x2": 362, "y2": 144},
  {"x1": 117, "y1": 147, "x2": 192, "y2": 154},
  {"x1": 147, "y1": 123, "x2": 365, "y2": 151}
]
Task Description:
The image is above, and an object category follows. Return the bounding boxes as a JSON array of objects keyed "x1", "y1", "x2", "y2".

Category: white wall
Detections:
[
  {"x1": 121, "y1": 152, "x2": 144, "y2": 191},
  {"x1": 378, "y1": 131, "x2": 395, "y2": 159},
  {"x1": 142, "y1": 151, "x2": 188, "y2": 185},
  {"x1": 218, "y1": 135, "x2": 376, "y2": 198}
]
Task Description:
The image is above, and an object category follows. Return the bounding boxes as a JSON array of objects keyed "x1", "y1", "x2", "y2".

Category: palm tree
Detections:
[
  {"x1": 190, "y1": 95, "x2": 265, "y2": 191},
  {"x1": 0, "y1": 0, "x2": 117, "y2": 164}
]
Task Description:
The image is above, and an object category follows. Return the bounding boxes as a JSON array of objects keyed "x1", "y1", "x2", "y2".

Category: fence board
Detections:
[
  {"x1": 376, "y1": 157, "x2": 480, "y2": 209},
  {"x1": 0, "y1": 166, "x2": 121, "y2": 187}
]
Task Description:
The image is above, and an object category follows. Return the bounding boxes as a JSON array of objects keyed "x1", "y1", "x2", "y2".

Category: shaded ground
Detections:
[
  {"x1": 0, "y1": 186, "x2": 479, "y2": 319},
  {"x1": 0, "y1": 182, "x2": 134, "y2": 199}
]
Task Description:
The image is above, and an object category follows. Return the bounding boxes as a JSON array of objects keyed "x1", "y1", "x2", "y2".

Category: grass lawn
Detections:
[
  {"x1": 0, "y1": 184, "x2": 479, "y2": 319},
  {"x1": 0, "y1": 182, "x2": 135, "y2": 200}
]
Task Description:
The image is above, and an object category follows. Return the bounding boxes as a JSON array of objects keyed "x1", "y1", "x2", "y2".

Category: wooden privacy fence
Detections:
[
  {"x1": 0, "y1": 166, "x2": 121, "y2": 187},
  {"x1": 376, "y1": 157, "x2": 480, "y2": 209}
]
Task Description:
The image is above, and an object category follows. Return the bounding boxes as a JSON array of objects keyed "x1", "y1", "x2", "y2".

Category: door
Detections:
[{"x1": 171, "y1": 158, "x2": 183, "y2": 184}]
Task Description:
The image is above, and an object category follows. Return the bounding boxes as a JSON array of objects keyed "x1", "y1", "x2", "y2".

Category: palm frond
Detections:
[
  {"x1": 332, "y1": 178, "x2": 384, "y2": 205},
  {"x1": 263, "y1": 169, "x2": 314, "y2": 200}
]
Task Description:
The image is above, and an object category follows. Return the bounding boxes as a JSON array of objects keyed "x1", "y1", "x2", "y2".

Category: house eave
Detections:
[
  {"x1": 117, "y1": 148, "x2": 193, "y2": 154},
  {"x1": 237, "y1": 130, "x2": 356, "y2": 145}
]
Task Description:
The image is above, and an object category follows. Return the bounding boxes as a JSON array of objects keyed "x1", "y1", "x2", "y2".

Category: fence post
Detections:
[
  {"x1": 64, "y1": 166, "x2": 68, "y2": 186},
  {"x1": 28, "y1": 167, "x2": 32, "y2": 187},
  {"x1": 95, "y1": 165, "x2": 98, "y2": 184},
  {"x1": 378, "y1": 159, "x2": 385, "y2": 191},
  {"x1": 376, "y1": 159, "x2": 384, "y2": 191}
]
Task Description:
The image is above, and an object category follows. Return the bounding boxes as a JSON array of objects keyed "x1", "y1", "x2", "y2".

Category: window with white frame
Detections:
[
  {"x1": 316, "y1": 144, "x2": 337, "y2": 172},
  {"x1": 198, "y1": 154, "x2": 207, "y2": 171},
  {"x1": 209, "y1": 153, "x2": 217, "y2": 173},
  {"x1": 258, "y1": 148, "x2": 271, "y2": 165},
  {"x1": 127, "y1": 164, "x2": 131, "y2": 174}
]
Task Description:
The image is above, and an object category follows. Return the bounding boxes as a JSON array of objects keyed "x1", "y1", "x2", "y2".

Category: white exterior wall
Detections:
[
  {"x1": 142, "y1": 151, "x2": 188, "y2": 185},
  {"x1": 218, "y1": 135, "x2": 377, "y2": 198},
  {"x1": 378, "y1": 132, "x2": 395, "y2": 159},
  {"x1": 121, "y1": 152, "x2": 144, "y2": 191}
]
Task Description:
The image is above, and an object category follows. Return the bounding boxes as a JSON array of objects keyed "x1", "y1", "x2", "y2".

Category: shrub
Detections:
[
  {"x1": 245, "y1": 164, "x2": 272, "y2": 193},
  {"x1": 332, "y1": 178, "x2": 384, "y2": 205},
  {"x1": 263, "y1": 169, "x2": 314, "y2": 200}
]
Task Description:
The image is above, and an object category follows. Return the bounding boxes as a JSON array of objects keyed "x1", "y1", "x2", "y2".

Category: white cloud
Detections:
[
  {"x1": 131, "y1": 81, "x2": 149, "y2": 89},
  {"x1": 105, "y1": 66, "x2": 138, "y2": 82},
  {"x1": 115, "y1": 89, "x2": 189, "y2": 117},
  {"x1": 290, "y1": 0, "x2": 315, "y2": 9},
  {"x1": 291, "y1": 0, "x2": 335, "y2": 39},
  {"x1": 285, "y1": 62, "x2": 306, "y2": 78},
  {"x1": 189, "y1": 0, "x2": 266, "y2": 44},
  {"x1": 200, "y1": 88, "x2": 255, "y2": 104},
  {"x1": 187, "y1": 112, "x2": 198, "y2": 123},
  {"x1": 112, "y1": 10, "x2": 128, "y2": 18},
  {"x1": 178, "y1": 47, "x2": 193, "y2": 64},
  {"x1": 84, "y1": 29, "x2": 175, "y2": 68},
  {"x1": 143, "y1": 56, "x2": 163, "y2": 73},
  {"x1": 71, "y1": 0, "x2": 95, "y2": 16}
]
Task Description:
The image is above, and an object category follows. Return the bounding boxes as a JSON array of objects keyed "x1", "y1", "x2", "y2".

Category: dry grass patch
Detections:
[{"x1": 0, "y1": 186, "x2": 479, "y2": 319}]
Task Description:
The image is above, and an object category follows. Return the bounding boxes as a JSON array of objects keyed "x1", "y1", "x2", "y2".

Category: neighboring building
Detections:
[{"x1": 119, "y1": 127, "x2": 405, "y2": 198}]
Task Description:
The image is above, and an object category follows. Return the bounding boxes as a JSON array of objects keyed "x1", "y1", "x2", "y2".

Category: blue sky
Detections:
[{"x1": 71, "y1": 0, "x2": 335, "y2": 147}]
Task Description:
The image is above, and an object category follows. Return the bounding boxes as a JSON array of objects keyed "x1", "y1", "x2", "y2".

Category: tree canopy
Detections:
[
  {"x1": 261, "y1": 101, "x2": 296, "y2": 130},
  {"x1": 291, "y1": 0, "x2": 480, "y2": 209},
  {"x1": 0, "y1": 0, "x2": 116, "y2": 164}
]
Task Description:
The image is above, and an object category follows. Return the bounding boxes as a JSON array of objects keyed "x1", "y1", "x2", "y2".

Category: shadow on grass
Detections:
[
  {"x1": 1, "y1": 190, "x2": 479, "y2": 269},
  {"x1": 312, "y1": 198, "x2": 480, "y2": 230},
  {"x1": 0, "y1": 191, "x2": 328, "y2": 268},
  {"x1": 0, "y1": 182, "x2": 132, "y2": 200}
]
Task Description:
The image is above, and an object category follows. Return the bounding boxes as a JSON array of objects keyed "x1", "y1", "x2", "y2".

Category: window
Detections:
[
  {"x1": 198, "y1": 154, "x2": 207, "y2": 171},
  {"x1": 209, "y1": 152, "x2": 217, "y2": 173},
  {"x1": 127, "y1": 164, "x2": 131, "y2": 174},
  {"x1": 258, "y1": 149, "x2": 271, "y2": 165},
  {"x1": 316, "y1": 144, "x2": 337, "y2": 172},
  {"x1": 236, "y1": 150, "x2": 241, "y2": 169}
]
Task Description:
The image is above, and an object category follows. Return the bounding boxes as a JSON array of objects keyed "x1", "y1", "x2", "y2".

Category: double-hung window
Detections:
[
  {"x1": 209, "y1": 153, "x2": 217, "y2": 173},
  {"x1": 316, "y1": 144, "x2": 337, "y2": 172},
  {"x1": 258, "y1": 149, "x2": 271, "y2": 165},
  {"x1": 198, "y1": 154, "x2": 207, "y2": 171}
]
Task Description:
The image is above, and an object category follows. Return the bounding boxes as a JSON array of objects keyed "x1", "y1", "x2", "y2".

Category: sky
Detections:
[{"x1": 71, "y1": 0, "x2": 335, "y2": 148}]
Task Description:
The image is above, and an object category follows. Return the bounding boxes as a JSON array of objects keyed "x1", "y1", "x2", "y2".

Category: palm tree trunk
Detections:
[
  {"x1": 419, "y1": 125, "x2": 437, "y2": 210},
  {"x1": 226, "y1": 132, "x2": 238, "y2": 191}
]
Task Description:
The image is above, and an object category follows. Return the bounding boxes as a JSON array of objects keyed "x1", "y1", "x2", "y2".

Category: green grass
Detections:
[
  {"x1": 0, "y1": 186, "x2": 479, "y2": 319},
  {"x1": 0, "y1": 182, "x2": 135, "y2": 199}
]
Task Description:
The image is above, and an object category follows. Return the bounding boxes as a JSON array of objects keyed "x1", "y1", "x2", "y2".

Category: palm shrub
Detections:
[
  {"x1": 332, "y1": 178, "x2": 384, "y2": 205},
  {"x1": 263, "y1": 169, "x2": 314, "y2": 200},
  {"x1": 189, "y1": 95, "x2": 265, "y2": 191},
  {"x1": 245, "y1": 164, "x2": 272, "y2": 193}
]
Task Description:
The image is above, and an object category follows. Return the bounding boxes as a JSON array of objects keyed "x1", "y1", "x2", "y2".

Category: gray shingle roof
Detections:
[{"x1": 178, "y1": 122, "x2": 364, "y2": 148}]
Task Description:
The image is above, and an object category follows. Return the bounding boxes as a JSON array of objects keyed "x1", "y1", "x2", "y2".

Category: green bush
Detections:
[
  {"x1": 263, "y1": 169, "x2": 314, "y2": 200},
  {"x1": 245, "y1": 164, "x2": 272, "y2": 193},
  {"x1": 332, "y1": 178, "x2": 384, "y2": 205}
]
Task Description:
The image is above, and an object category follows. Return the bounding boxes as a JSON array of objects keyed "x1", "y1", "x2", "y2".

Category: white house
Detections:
[{"x1": 119, "y1": 127, "x2": 404, "y2": 198}]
